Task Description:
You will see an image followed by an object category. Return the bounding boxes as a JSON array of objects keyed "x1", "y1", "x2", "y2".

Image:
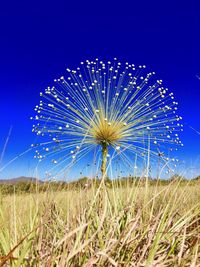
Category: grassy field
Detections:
[{"x1": 0, "y1": 180, "x2": 200, "y2": 266}]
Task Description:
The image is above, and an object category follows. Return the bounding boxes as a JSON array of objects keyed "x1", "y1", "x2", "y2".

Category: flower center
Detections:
[{"x1": 90, "y1": 119, "x2": 125, "y2": 145}]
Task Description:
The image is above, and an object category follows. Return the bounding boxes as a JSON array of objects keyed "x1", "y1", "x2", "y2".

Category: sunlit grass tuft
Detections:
[{"x1": 0, "y1": 180, "x2": 200, "y2": 266}]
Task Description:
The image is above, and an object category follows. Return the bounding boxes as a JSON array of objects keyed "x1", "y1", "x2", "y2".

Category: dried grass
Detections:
[{"x1": 0, "y1": 181, "x2": 200, "y2": 266}]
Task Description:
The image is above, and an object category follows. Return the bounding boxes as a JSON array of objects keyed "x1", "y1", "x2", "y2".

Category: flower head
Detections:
[{"x1": 32, "y1": 58, "x2": 183, "y2": 178}]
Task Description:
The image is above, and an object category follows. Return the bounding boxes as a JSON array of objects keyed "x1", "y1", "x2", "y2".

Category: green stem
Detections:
[{"x1": 101, "y1": 142, "x2": 108, "y2": 179}]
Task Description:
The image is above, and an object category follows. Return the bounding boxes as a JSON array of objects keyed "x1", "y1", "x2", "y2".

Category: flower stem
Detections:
[{"x1": 101, "y1": 142, "x2": 108, "y2": 179}]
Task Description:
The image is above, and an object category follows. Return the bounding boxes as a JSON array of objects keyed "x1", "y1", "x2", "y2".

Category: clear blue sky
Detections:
[{"x1": 0, "y1": 0, "x2": 200, "y2": 179}]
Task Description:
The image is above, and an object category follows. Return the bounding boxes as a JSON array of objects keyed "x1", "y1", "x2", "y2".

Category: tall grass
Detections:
[{"x1": 0, "y1": 180, "x2": 200, "y2": 266}]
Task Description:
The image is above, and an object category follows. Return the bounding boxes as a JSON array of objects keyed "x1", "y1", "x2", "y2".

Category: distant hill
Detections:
[
  {"x1": 0, "y1": 175, "x2": 200, "y2": 186},
  {"x1": 0, "y1": 176, "x2": 43, "y2": 184}
]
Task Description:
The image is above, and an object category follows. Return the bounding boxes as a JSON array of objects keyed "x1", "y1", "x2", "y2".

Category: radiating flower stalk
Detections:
[{"x1": 31, "y1": 58, "x2": 183, "y2": 180}]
